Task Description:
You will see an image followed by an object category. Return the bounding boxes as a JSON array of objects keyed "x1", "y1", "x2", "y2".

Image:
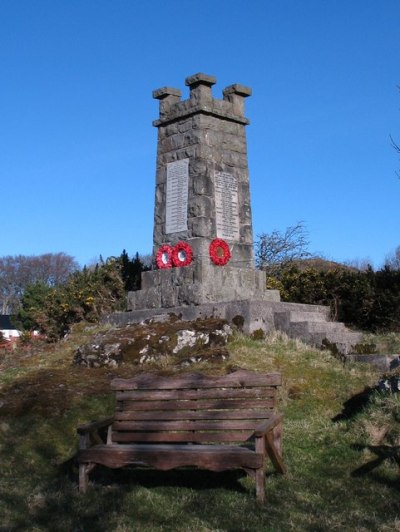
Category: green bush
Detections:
[
  {"x1": 274, "y1": 265, "x2": 400, "y2": 332},
  {"x1": 17, "y1": 250, "x2": 151, "y2": 340},
  {"x1": 18, "y1": 258, "x2": 126, "y2": 340}
]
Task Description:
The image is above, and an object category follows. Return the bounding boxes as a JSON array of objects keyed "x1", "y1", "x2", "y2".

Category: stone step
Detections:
[
  {"x1": 291, "y1": 321, "x2": 347, "y2": 334},
  {"x1": 274, "y1": 306, "x2": 363, "y2": 354},
  {"x1": 291, "y1": 328, "x2": 362, "y2": 355},
  {"x1": 322, "y1": 333, "x2": 363, "y2": 355},
  {"x1": 274, "y1": 309, "x2": 331, "y2": 332},
  {"x1": 288, "y1": 311, "x2": 332, "y2": 323},
  {"x1": 273, "y1": 302, "x2": 331, "y2": 319}
]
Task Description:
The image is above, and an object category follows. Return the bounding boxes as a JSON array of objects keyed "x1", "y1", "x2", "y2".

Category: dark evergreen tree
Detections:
[{"x1": 119, "y1": 250, "x2": 150, "y2": 292}]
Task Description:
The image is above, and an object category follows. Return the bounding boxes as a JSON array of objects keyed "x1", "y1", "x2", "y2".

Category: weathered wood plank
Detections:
[
  {"x1": 253, "y1": 414, "x2": 283, "y2": 437},
  {"x1": 77, "y1": 417, "x2": 114, "y2": 435},
  {"x1": 112, "y1": 420, "x2": 262, "y2": 431},
  {"x1": 116, "y1": 387, "x2": 276, "y2": 402},
  {"x1": 116, "y1": 398, "x2": 276, "y2": 411},
  {"x1": 265, "y1": 431, "x2": 286, "y2": 474},
  {"x1": 111, "y1": 370, "x2": 282, "y2": 391},
  {"x1": 273, "y1": 419, "x2": 283, "y2": 456},
  {"x1": 255, "y1": 467, "x2": 266, "y2": 504},
  {"x1": 78, "y1": 443, "x2": 264, "y2": 470},
  {"x1": 111, "y1": 430, "x2": 254, "y2": 443},
  {"x1": 114, "y1": 410, "x2": 274, "y2": 422}
]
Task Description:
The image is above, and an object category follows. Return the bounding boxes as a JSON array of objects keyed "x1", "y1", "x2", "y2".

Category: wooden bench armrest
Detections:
[
  {"x1": 254, "y1": 413, "x2": 286, "y2": 475},
  {"x1": 253, "y1": 413, "x2": 283, "y2": 437},
  {"x1": 77, "y1": 417, "x2": 114, "y2": 435}
]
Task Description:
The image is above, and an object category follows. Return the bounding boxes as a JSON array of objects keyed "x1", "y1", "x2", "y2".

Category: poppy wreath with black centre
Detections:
[{"x1": 209, "y1": 238, "x2": 231, "y2": 266}]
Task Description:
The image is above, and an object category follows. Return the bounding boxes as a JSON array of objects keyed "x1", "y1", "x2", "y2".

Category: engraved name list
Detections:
[
  {"x1": 214, "y1": 171, "x2": 240, "y2": 241},
  {"x1": 165, "y1": 159, "x2": 189, "y2": 234}
]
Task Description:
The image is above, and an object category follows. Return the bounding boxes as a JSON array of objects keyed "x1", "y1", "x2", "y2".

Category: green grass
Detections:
[{"x1": 0, "y1": 327, "x2": 399, "y2": 531}]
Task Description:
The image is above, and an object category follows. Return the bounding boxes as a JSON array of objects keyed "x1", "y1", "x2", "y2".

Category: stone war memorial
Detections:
[{"x1": 110, "y1": 73, "x2": 361, "y2": 354}]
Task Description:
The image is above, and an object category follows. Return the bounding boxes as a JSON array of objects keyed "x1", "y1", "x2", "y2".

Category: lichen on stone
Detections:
[{"x1": 73, "y1": 317, "x2": 232, "y2": 368}]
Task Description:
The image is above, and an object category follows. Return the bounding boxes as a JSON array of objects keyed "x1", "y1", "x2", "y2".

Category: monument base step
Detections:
[
  {"x1": 105, "y1": 299, "x2": 362, "y2": 355},
  {"x1": 273, "y1": 307, "x2": 362, "y2": 355},
  {"x1": 128, "y1": 264, "x2": 280, "y2": 310}
]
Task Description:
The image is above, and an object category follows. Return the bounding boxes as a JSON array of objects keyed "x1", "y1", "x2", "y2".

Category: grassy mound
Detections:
[{"x1": 0, "y1": 324, "x2": 399, "y2": 531}]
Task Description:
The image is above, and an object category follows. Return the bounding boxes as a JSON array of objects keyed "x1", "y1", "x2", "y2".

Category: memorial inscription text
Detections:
[
  {"x1": 165, "y1": 159, "x2": 189, "y2": 234},
  {"x1": 214, "y1": 171, "x2": 240, "y2": 241}
]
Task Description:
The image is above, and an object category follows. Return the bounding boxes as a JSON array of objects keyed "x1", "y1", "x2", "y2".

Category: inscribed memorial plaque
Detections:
[
  {"x1": 214, "y1": 171, "x2": 240, "y2": 241},
  {"x1": 165, "y1": 158, "x2": 189, "y2": 234}
]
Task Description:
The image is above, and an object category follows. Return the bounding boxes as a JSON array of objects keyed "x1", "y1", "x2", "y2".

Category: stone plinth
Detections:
[{"x1": 128, "y1": 263, "x2": 280, "y2": 311}]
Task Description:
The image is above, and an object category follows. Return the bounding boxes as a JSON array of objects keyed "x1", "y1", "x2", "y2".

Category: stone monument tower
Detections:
[
  {"x1": 111, "y1": 73, "x2": 361, "y2": 353},
  {"x1": 127, "y1": 73, "x2": 279, "y2": 311}
]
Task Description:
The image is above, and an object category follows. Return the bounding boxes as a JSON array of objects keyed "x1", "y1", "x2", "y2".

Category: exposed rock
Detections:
[
  {"x1": 345, "y1": 354, "x2": 400, "y2": 372},
  {"x1": 73, "y1": 318, "x2": 232, "y2": 368},
  {"x1": 377, "y1": 366, "x2": 400, "y2": 393},
  {"x1": 378, "y1": 375, "x2": 400, "y2": 393},
  {"x1": 74, "y1": 342, "x2": 122, "y2": 368},
  {"x1": 179, "y1": 347, "x2": 230, "y2": 367}
]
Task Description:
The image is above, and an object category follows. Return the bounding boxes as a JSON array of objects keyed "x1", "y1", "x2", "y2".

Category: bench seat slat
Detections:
[
  {"x1": 78, "y1": 443, "x2": 264, "y2": 470},
  {"x1": 111, "y1": 431, "x2": 254, "y2": 443}
]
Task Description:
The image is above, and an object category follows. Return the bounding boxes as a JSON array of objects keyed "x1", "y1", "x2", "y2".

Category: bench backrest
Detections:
[{"x1": 109, "y1": 370, "x2": 281, "y2": 445}]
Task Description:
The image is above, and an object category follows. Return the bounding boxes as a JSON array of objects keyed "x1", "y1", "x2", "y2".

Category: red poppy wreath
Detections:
[
  {"x1": 209, "y1": 238, "x2": 231, "y2": 266},
  {"x1": 171, "y1": 241, "x2": 193, "y2": 267},
  {"x1": 156, "y1": 244, "x2": 173, "y2": 269}
]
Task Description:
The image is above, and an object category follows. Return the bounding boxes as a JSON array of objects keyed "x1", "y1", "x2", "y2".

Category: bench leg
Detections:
[
  {"x1": 273, "y1": 421, "x2": 283, "y2": 457},
  {"x1": 265, "y1": 431, "x2": 286, "y2": 475},
  {"x1": 255, "y1": 467, "x2": 266, "y2": 504},
  {"x1": 79, "y1": 464, "x2": 91, "y2": 493}
]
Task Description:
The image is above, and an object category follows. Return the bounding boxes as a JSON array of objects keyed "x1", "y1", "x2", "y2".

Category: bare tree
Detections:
[
  {"x1": 385, "y1": 245, "x2": 400, "y2": 270},
  {"x1": 255, "y1": 221, "x2": 312, "y2": 274},
  {"x1": 343, "y1": 257, "x2": 374, "y2": 271},
  {"x1": 0, "y1": 253, "x2": 79, "y2": 314},
  {"x1": 139, "y1": 253, "x2": 153, "y2": 269}
]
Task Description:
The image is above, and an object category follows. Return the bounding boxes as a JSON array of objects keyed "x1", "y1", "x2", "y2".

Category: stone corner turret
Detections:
[{"x1": 152, "y1": 73, "x2": 251, "y2": 127}]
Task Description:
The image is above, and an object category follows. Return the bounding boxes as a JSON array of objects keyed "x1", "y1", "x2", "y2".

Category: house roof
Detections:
[{"x1": 0, "y1": 315, "x2": 17, "y2": 330}]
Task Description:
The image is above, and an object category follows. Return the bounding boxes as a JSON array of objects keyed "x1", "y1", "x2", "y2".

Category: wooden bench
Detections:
[{"x1": 77, "y1": 369, "x2": 285, "y2": 503}]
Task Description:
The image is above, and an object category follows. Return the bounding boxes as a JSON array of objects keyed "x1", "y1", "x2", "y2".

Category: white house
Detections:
[{"x1": 0, "y1": 315, "x2": 21, "y2": 340}]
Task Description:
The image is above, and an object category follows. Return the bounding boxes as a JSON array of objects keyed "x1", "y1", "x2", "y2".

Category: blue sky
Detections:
[{"x1": 1, "y1": 0, "x2": 399, "y2": 268}]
